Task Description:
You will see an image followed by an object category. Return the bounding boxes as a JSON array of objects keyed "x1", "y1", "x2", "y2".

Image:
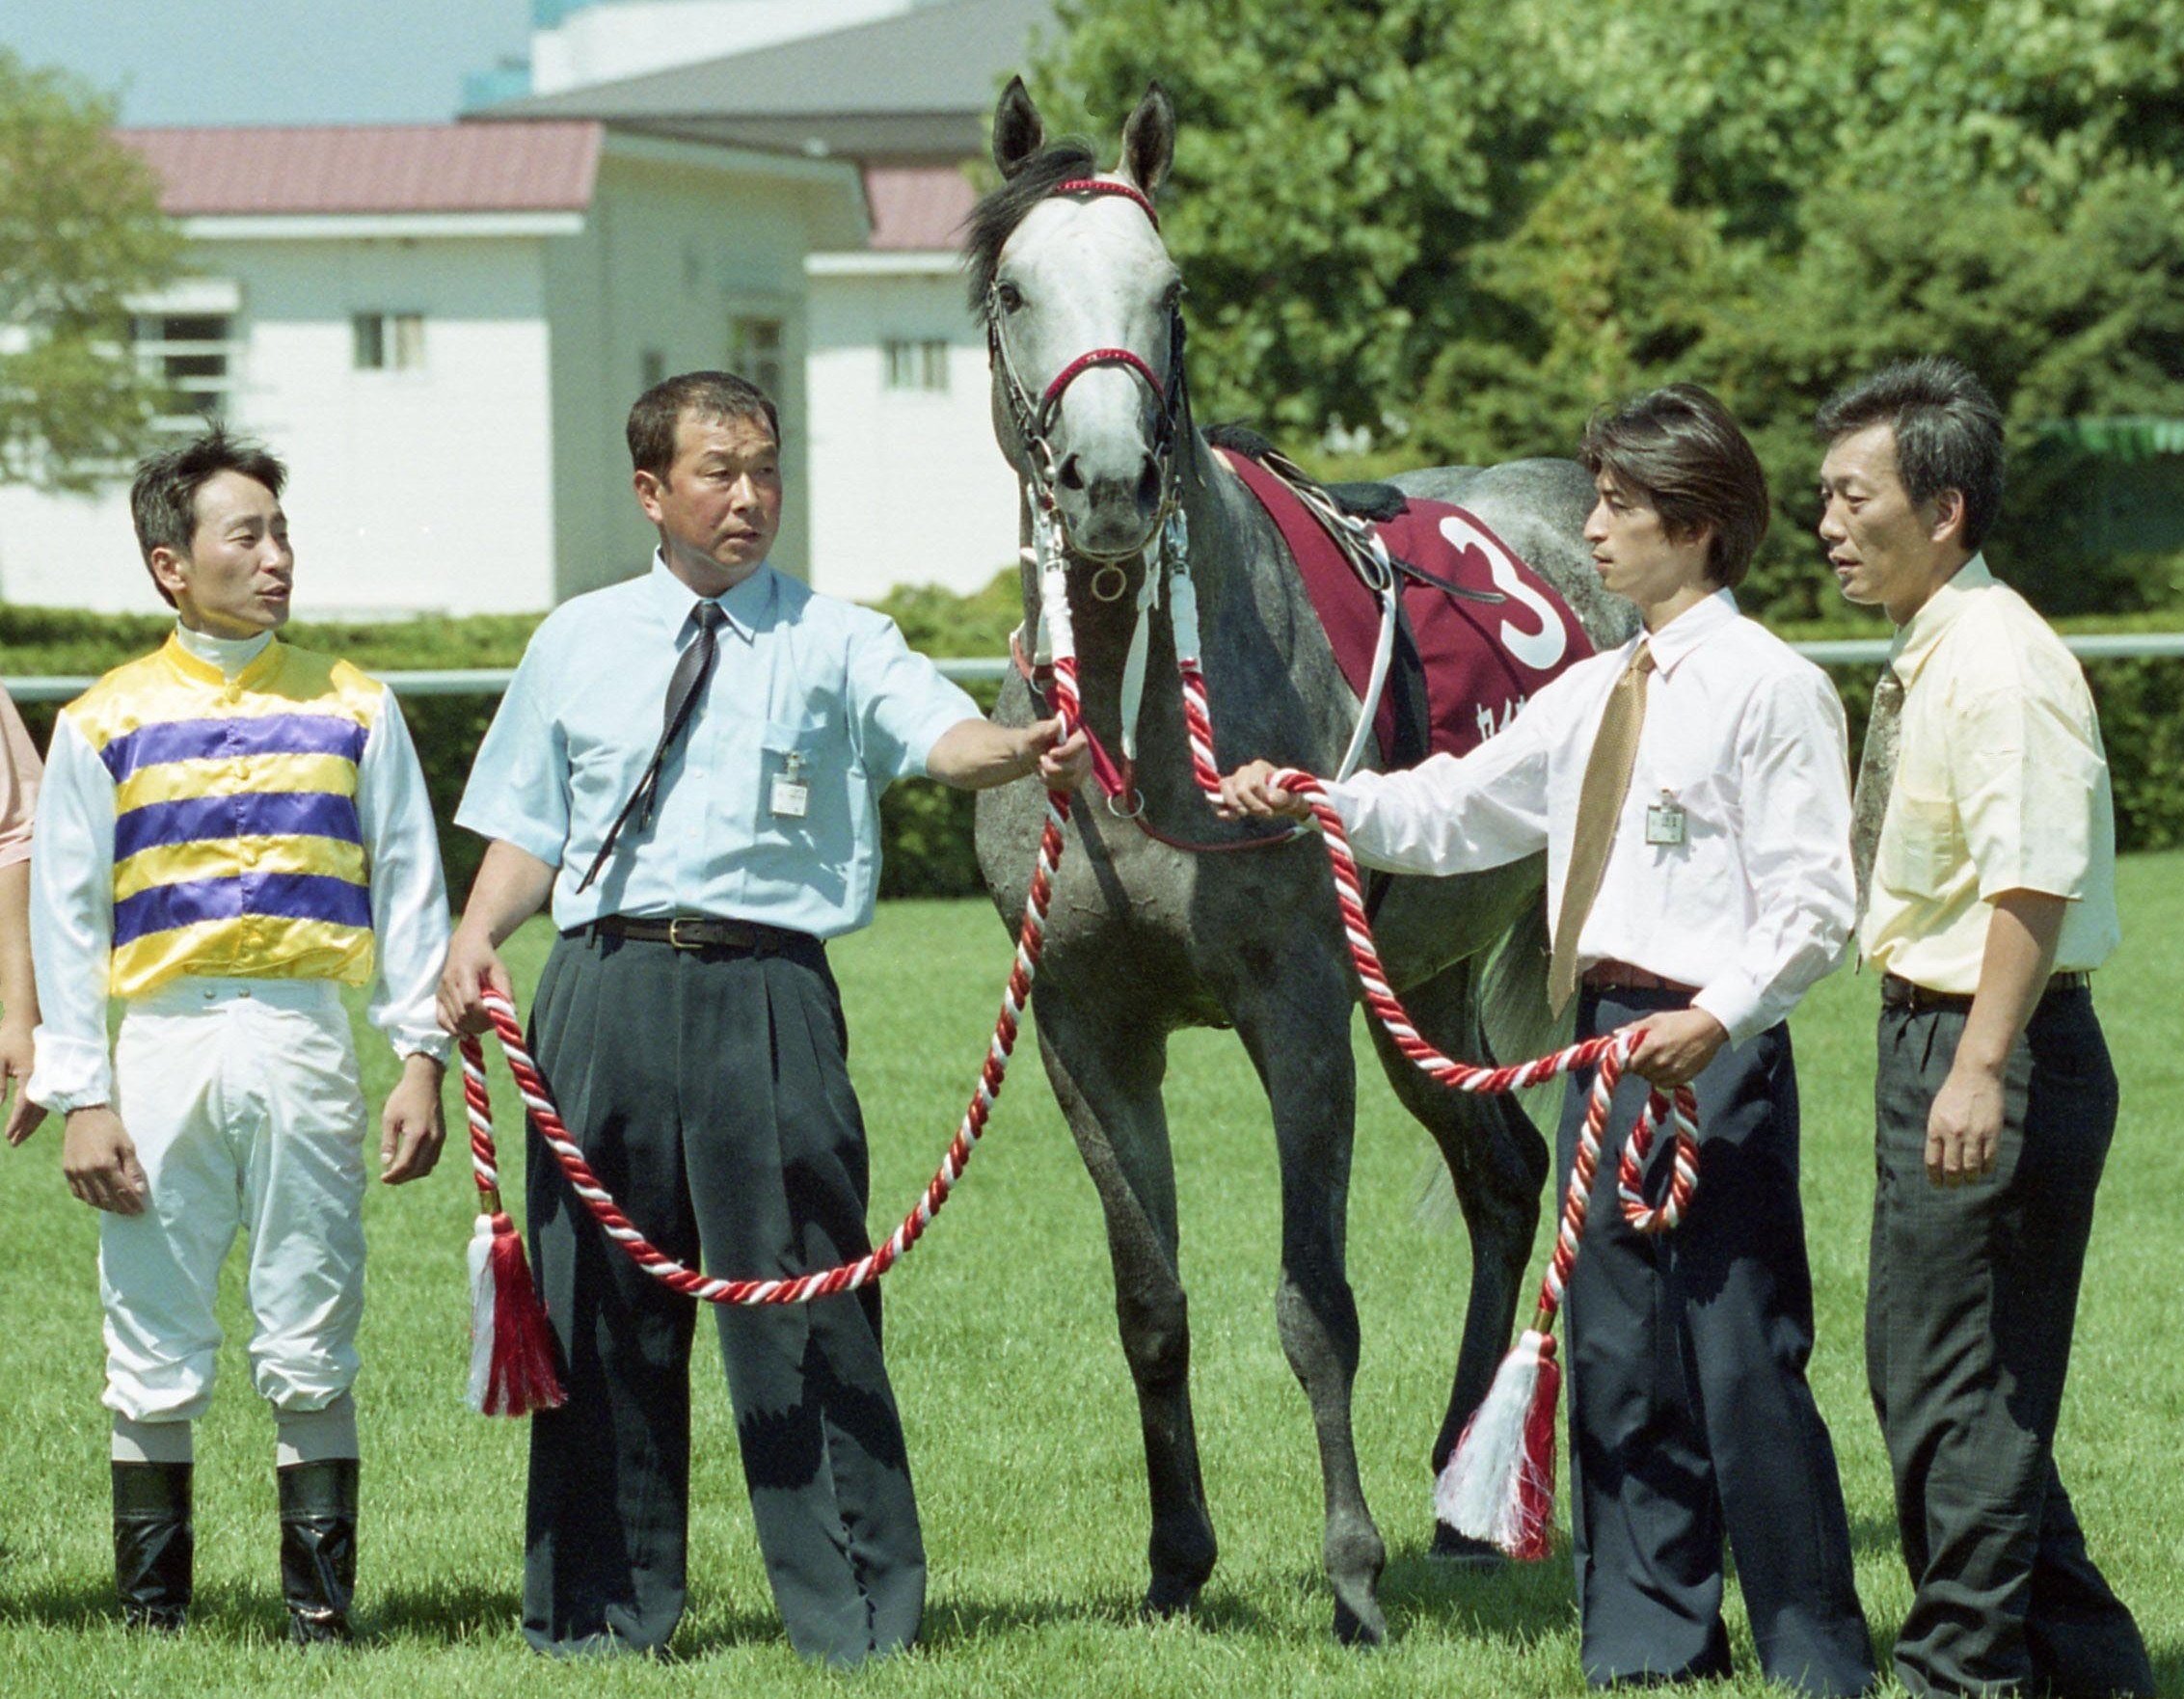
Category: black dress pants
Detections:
[
  {"x1": 1560, "y1": 985, "x2": 1874, "y2": 1695},
  {"x1": 1869, "y1": 986, "x2": 2152, "y2": 1698},
  {"x1": 519, "y1": 928, "x2": 925, "y2": 1663}
]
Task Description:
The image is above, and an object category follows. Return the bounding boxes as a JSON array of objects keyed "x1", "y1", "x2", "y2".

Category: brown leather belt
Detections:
[
  {"x1": 580, "y1": 914, "x2": 817, "y2": 956},
  {"x1": 1881, "y1": 970, "x2": 2090, "y2": 1014},
  {"x1": 1582, "y1": 959, "x2": 1699, "y2": 997}
]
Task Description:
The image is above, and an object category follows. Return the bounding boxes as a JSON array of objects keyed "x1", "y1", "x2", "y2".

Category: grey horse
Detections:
[{"x1": 969, "y1": 78, "x2": 1637, "y2": 1644}]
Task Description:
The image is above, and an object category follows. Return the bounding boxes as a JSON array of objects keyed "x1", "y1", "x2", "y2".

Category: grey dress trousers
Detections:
[
  {"x1": 1869, "y1": 984, "x2": 2152, "y2": 1698},
  {"x1": 518, "y1": 925, "x2": 925, "y2": 1663},
  {"x1": 1559, "y1": 984, "x2": 1875, "y2": 1696}
]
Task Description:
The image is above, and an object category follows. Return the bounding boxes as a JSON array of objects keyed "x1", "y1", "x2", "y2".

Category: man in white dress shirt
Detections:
[{"x1": 1223, "y1": 385, "x2": 1875, "y2": 1694}]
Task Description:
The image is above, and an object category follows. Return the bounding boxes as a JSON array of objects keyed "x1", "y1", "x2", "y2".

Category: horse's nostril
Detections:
[
  {"x1": 1137, "y1": 457, "x2": 1161, "y2": 506},
  {"x1": 1057, "y1": 453, "x2": 1087, "y2": 493}
]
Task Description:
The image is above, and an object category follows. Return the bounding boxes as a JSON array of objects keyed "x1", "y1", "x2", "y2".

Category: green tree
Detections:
[
  {"x1": 0, "y1": 49, "x2": 180, "y2": 494},
  {"x1": 1031, "y1": 0, "x2": 2184, "y2": 617}
]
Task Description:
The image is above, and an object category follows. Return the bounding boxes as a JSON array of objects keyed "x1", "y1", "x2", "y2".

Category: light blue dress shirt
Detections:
[{"x1": 457, "y1": 555, "x2": 979, "y2": 938}]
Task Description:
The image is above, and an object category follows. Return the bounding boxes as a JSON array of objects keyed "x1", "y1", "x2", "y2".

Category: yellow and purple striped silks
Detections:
[{"x1": 64, "y1": 635, "x2": 385, "y2": 997}]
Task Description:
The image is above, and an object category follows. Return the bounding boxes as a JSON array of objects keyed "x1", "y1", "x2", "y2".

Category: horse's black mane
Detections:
[{"x1": 962, "y1": 140, "x2": 1101, "y2": 314}]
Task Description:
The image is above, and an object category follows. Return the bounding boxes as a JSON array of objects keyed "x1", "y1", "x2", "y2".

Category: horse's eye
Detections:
[
  {"x1": 1162, "y1": 281, "x2": 1186, "y2": 310},
  {"x1": 995, "y1": 281, "x2": 1026, "y2": 313}
]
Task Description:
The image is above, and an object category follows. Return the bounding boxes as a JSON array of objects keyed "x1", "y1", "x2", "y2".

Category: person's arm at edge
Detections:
[
  {"x1": 0, "y1": 689, "x2": 41, "y2": 1141},
  {"x1": 0, "y1": 860, "x2": 40, "y2": 1144}
]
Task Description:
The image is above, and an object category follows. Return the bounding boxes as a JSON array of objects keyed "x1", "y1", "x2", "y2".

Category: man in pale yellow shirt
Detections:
[{"x1": 1818, "y1": 356, "x2": 2150, "y2": 1699}]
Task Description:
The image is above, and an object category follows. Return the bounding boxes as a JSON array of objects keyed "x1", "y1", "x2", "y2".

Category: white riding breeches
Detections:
[{"x1": 100, "y1": 978, "x2": 368, "y2": 1423}]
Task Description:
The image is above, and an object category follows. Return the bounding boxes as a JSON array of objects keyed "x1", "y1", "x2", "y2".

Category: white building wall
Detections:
[
  {"x1": 0, "y1": 236, "x2": 558, "y2": 618},
  {"x1": 530, "y1": 0, "x2": 910, "y2": 95},
  {"x1": 805, "y1": 261, "x2": 1020, "y2": 602},
  {"x1": 547, "y1": 148, "x2": 824, "y2": 596}
]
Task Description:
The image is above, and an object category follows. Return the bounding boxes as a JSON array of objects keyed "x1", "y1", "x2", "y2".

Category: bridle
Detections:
[
  {"x1": 984, "y1": 175, "x2": 1192, "y2": 600},
  {"x1": 983, "y1": 173, "x2": 1302, "y2": 855}
]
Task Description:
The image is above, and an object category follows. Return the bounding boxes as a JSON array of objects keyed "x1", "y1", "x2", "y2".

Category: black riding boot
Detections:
[
  {"x1": 113, "y1": 1460, "x2": 194, "y2": 1632},
  {"x1": 277, "y1": 1458, "x2": 359, "y2": 1645}
]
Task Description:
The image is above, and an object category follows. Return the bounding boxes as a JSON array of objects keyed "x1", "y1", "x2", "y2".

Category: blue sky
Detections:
[{"x1": 2, "y1": 0, "x2": 532, "y2": 125}]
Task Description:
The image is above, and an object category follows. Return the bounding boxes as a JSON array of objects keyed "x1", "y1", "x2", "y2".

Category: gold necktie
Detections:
[
  {"x1": 1549, "y1": 641, "x2": 1656, "y2": 1013},
  {"x1": 1850, "y1": 666, "x2": 1905, "y2": 923}
]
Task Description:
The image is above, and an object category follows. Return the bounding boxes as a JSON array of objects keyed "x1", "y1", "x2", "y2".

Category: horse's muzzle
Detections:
[{"x1": 1053, "y1": 454, "x2": 1164, "y2": 561}]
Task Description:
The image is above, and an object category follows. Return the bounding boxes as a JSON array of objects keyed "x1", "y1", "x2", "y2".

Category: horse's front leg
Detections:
[
  {"x1": 1033, "y1": 979, "x2": 1218, "y2": 1619},
  {"x1": 1223, "y1": 942, "x2": 1388, "y2": 1646}
]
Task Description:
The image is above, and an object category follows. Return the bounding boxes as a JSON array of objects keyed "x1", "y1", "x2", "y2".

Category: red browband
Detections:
[{"x1": 1049, "y1": 176, "x2": 1160, "y2": 228}]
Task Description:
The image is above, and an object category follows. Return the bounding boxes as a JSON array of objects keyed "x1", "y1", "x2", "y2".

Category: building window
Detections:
[
  {"x1": 132, "y1": 313, "x2": 240, "y2": 427},
  {"x1": 882, "y1": 338, "x2": 950, "y2": 392},
  {"x1": 640, "y1": 349, "x2": 666, "y2": 389},
  {"x1": 353, "y1": 311, "x2": 424, "y2": 371},
  {"x1": 729, "y1": 316, "x2": 786, "y2": 407}
]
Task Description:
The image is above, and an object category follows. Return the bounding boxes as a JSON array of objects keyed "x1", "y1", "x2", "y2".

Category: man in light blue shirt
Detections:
[{"x1": 440, "y1": 370, "x2": 1084, "y2": 1664}]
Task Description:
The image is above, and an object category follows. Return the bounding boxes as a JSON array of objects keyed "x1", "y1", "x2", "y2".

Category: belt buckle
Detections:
[{"x1": 666, "y1": 916, "x2": 706, "y2": 951}]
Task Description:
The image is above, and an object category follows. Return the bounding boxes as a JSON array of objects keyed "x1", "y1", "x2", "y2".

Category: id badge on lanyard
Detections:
[
  {"x1": 1644, "y1": 788, "x2": 1686, "y2": 847},
  {"x1": 769, "y1": 751, "x2": 810, "y2": 820}
]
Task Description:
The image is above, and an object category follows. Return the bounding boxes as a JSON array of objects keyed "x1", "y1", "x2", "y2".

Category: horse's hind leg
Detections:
[
  {"x1": 1034, "y1": 989, "x2": 1218, "y2": 1618},
  {"x1": 1226, "y1": 955, "x2": 1388, "y2": 1646},
  {"x1": 1362, "y1": 957, "x2": 1550, "y2": 1561}
]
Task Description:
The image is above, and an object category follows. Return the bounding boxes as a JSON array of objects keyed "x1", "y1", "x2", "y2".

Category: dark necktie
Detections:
[
  {"x1": 1850, "y1": 665, "x2": 1905, "y2": 922},
  {"x1": 1548, "y1": 640, "x2": 1656, "y2": 1013},
  {"x1": 578, "y1": 601, "x2": 726, "y2": 893}
]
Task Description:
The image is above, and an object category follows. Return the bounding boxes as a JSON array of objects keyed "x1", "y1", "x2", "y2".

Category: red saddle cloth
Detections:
[{"x1": 1218, "y1": 448, "x2": 1593, "y2": 764}]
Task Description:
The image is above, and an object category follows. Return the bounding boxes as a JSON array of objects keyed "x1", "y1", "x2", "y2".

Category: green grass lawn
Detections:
[{"x1": 4, "y1": 860, "x2": 2180, "y2": 1697}]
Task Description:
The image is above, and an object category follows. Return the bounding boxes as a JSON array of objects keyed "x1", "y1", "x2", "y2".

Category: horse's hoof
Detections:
[
  {"x1": 1429, "y1": 1523, "x2": 1507, "y2": 1567},
  {"x1": 1332, "y1": 1593, "x2": 1388, "y2": 1647},
  {"x1": 1140, "y1": 1575, "x2": 1201, "y2": 1622}
]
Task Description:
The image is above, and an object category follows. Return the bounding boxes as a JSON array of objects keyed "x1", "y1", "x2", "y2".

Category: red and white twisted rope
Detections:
[
  {"x1": 1264, "y1": 766, "x2": 1700, "y2": 1271},
  {"x1": 458, "y1": 786, "x2": 1075, "y2": 1308}
]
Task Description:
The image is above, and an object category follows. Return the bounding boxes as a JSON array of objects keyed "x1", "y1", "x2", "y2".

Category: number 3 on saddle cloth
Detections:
[{"x1": 1218, "y1": 445, "x2": 1593, "y2": 769}]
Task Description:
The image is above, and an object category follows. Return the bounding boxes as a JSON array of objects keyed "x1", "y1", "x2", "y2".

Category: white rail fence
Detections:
[{"x1": 6, "y1": 634, "x2": 2184, "y2": 704}]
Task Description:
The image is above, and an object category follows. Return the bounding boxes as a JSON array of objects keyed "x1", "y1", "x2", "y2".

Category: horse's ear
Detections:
[
  {"x1": 1119, "y1": 81, "x2": 1175, "y2": 198},
  {"x1": 993, "y1": 75, "x2": 1045, "y2": 180}
]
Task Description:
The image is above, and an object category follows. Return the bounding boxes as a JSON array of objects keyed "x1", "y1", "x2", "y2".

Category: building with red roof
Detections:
[{"x1": 0, "y1": 120, "x2": 863, "y2": 615}]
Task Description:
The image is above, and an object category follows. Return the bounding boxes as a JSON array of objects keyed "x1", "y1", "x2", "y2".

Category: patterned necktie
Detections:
[
  {"x1": 1549, "y1": 640, "x2": 1656, "y2": 1013},
  {"x1": 1850, "y1": 665, "x2": 1905, "y2": 921},
  {"x1": 578, "y1": 601, "x2": 727, "y2": 893}
]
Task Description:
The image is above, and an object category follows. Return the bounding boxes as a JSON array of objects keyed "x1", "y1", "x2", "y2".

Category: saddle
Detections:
[{"x1": 1211, "y1": 434, "x2": 1593, "y2": 769}]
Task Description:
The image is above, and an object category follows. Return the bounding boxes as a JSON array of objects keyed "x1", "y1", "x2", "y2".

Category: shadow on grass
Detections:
[
  {"x1": 2150, "y1": 1638, "x2": 2182, "y2": 1697},
  {"x1": 1381, "y1": 1537, "x2": 1577, "y2": 1645},
  {"x1": 369, "y1": 1578, "x2": 526, "y2": 1642},
  {"x1": 1850, "y1": 1510, "x2": 1907, "y2": 1563},
  {"x1": 916, "y1": 1583, "x2": 1278, "y2": 1646},
  {"x1": 0, "y1": 1578, "x2": 286, "y2": 1640}
]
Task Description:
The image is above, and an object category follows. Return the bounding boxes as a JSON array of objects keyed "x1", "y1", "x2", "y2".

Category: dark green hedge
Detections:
[
  {"x1": 2, "y1": 606, "x2": 543, "y2": 904},
  {"x1": 10, "y1": 579, "x2": 2181, "y2": 904}
]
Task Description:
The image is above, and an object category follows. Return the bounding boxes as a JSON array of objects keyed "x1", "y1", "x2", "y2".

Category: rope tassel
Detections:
[
  {"x1": 1435, "y1": 1329, "x2": 1559, "y2": 1561},
  {"x1": 466, "y1": 1209, "x2": 565, "y2": 1417},
  {"x1": 460, "y1": 1042, "x2": 566, "y2": 1416}
]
